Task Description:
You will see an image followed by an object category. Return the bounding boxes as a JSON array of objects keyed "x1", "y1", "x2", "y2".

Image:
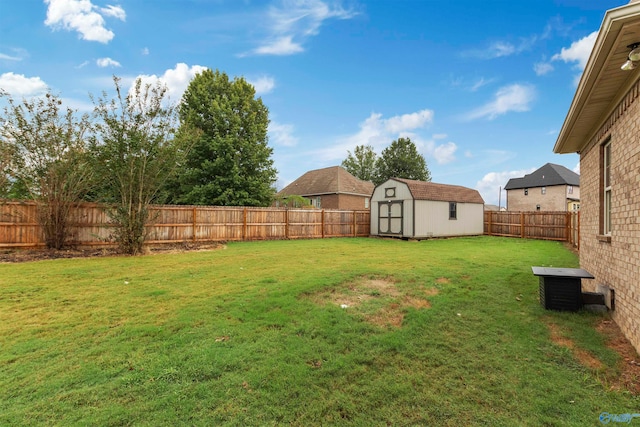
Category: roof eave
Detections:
[{"x1": 554, "y1": 2, "x2": 640, "y2": 154}]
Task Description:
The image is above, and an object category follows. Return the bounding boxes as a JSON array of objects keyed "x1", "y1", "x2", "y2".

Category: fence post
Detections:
[
  {"x1": 487, "y1": 212, "x2": 492, "y2": 236},
  {"x1": 321, "y1": 210, "x2": 325, "y2": 239},
  {"x1": 192, "y1": 206, "x2": 197, "y2": 243},
  {"x1": 243, "y1": 208, "x2": 247, "y2": 241},
  {"x1": 520, "y1": 212, "x2": 525, "y2": 239},
  {"x1": 285, "y1": 209, "x2": 289, "y2": 239},
  {"x1": 577, "y1": 211, "x2": 581, "y2": 251},
  {"x1": 353, "y1": 211, "x2": 357, "y2": 237}
]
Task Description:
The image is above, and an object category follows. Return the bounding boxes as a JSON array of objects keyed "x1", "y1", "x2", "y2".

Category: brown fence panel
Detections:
[
  {"x1": 484, "y1": 210, "x2": 579, "y2": 246},
  {"x1": 354, "y1": 211, "x2": 371, "y2": 237},
  {"x1": 244, "y1": 208, "x2": 287, "y2": 240},
  {"x1": 324, "y1": 210, "x2": 355, "y2": 237},
  {"x1": 286, "y1": 209, "x2": 323, "y2": 239},
  {"x1": 192, "y1": 207, "x2": 244, "y2": 242},
  {"x1": 523, "y1": 212, "x2": 567, "y2": 241},
  {"x1": 0, "y1": 201, "x2": 371, "y2": 248},
  {"x1": 0, "y1": 201, "x2": 42, "y2": 247}
]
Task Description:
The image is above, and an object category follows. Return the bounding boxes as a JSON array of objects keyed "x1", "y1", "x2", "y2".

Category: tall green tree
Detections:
[
  {"x1": 90, "y1": 77, "x2": 193, "y2": 255},
  {"x1": 0, "y1": 91, "x2": 93, "y2": 249},
  {"x1": 374, "y1": 137, "x2": 431, "y2": 185},
  {"x1": 167, "y1": 69, "x2": 277, "y2": 206},
  {"x1": 341, "y1": 144, "x2": 377, "y2": 182}
]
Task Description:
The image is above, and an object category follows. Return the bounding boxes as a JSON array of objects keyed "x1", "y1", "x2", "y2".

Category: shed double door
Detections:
[{"x1": 378, "y1": 201, "x2": 403, "y2": 235}]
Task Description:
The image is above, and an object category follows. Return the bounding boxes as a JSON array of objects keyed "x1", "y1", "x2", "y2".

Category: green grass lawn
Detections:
[{"x1": 0, "y1": 236, "x2": 637, "y2": 426}]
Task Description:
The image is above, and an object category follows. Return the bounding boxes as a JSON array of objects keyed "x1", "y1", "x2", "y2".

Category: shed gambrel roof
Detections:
[
  {"x1": 277, "y1": 166, "x2": 374, "y2": 197},
  {"x1": 391, "y1": 178, "x2": 485, "y2": 204},
  {"x1": 503, "y1": 163, "x2": 580, "y2": 190}
]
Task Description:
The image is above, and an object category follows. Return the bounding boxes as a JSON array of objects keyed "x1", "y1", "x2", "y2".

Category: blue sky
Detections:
[{"x1": 0, "y1": 0, "x2": 625, "y2": 206}]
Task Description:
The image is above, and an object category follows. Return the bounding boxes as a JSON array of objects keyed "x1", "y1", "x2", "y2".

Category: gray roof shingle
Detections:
[{"x1": 504, "y1": 163, "x2": 579, "y2": 190}]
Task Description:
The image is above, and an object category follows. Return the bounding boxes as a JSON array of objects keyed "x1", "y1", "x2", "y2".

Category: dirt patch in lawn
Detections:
[
  {"x1": 596, "y1": 319, "x2": 640, "y2": 395},
  {"x1": 545, "y1": 317, "x2": 640, "y2": 395},
  {"x1": 308, "y1": 276, "x2": 437, "y2": 329},
  {"x1": 547, "y1": 322, "x2": 604, "y2": 370}
]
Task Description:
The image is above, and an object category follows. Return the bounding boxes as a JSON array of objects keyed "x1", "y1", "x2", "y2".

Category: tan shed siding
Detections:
[
  {"x1": 370, "y1": 193, "x2": 379, "y2": 235},
  {"x1": 579, "y1": 85, "x2": 640, "y2": 354},
  {"x1": 413, "y1": 201, "x2": 484, "y2": 237}
]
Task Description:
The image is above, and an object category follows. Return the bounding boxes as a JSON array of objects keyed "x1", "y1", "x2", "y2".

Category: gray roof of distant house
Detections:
[
  {"x1": 504, "y1": 163, "x2": 579, "y2": 190},
  {"x1": 277, "y1": 166, "x2": 374, "y2": 197}
]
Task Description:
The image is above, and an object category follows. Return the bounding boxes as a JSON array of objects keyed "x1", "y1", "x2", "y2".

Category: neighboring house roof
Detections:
[
  {"x1": 390, "y1": 178, "x2": 485, "y2": 204},
  {"x1": 504, "y1": 163, "x2": 580, "y2": 190},
  {"x1": 555, "y1": 1, "x2": 640, "y2": 154},
  {"x1": 277, "y1": 166, "x2": 374, "y2": 197}
]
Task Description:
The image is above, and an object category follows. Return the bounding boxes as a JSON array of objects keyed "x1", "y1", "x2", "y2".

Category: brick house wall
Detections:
[
  {"x1": 579, "y1": 79, "x2": 640, "y2": 354},
  {"x1": 310, "y1": 194, "x2": 370, "y2": 210},
  {"x1": 506, "y1": 185, "x2": 578, "y2": 211},
  {"x1": 337, "y1": 194, "x2": 370, "y2": 210}
]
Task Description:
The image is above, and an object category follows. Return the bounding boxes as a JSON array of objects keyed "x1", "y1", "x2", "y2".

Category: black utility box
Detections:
[{"x1": 531, "y1": 267, "x2": 595, "y2": 311}]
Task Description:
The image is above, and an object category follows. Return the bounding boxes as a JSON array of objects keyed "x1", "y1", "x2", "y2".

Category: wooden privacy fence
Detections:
[
  {"x1": 484, "y1": 211, "x2": 580, "y2": 249},
  {"x1": 0, "y1": 200, "x2": 371, "y2": 249}
]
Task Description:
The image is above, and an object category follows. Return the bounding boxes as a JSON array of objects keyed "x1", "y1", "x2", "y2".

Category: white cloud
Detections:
[
  {"x1": 408, "y1": 134, "x2": 458, "y2": 165},
  {"x1": 100, "y1": 4, "x2": 125, "y2": 20},
  {"x1": 0, "y1": 72, "x2": 48, "y2": 96},
  {"x1": 534, "y1": 62, "x2": 554, "y2": 76},
  {"x1": 476, "y1": 168, "x2": 534, "y2": 207},
  {"x1": 0, "y1": 53, "x2": 21, "y2": 61},
  {"x1": 470, "y1": 77, "x2": 495, "y2": 92},
  {"x1": 133, "y1": 63, "x2": 208, "y2": 102},
  {"x1": 552, "y1": 31, "x2": 597, "y2": 69},
  {"x1": 44, "y1": 0, "x2": 126, "y2": 44},
  {"x1": 269, "y1": 121, "x2": 298, "y2": 147},
  {"x1": 253, "y1": 36, "x2": 304, "y2": 56},
  {"x1": 141, "y1": 47, "x2": 149, "y2": 56},
  {"x1": 247, "y1": 75, "x2": 276, "y2": 94},
  {"x1": 466, "y1": 83, "x2": 536, "y2": 120},
  {"x1": 0, "y1": 48, "x2": 28, "y2": 62},
  {"x1": 96, "y1": 57, "x2": 121, "y2": 68},
  {"x1": 311, "y1": 109, "x2": 435, "y2": 162},
  {"x1": 466, "y1": 37, "x2": 536, "y2": 60},
  {"x1": 573, "y1": 162, "x2": 580, "y2": 174},
  {"x1": 384, "y1": 109, "x2": 433, "y2": 133},
  {"x1": 433, "y1": 142, "x2": 457, "y2": 165},
  {"x1": 245, "y1": 0, "x2": 357, "y2": 56},
  {"x1": 485, "y1": 41, "x2": 516, "y2": 58},
  {"x1": 60, "y1": 96, "x2": 95, "y2": 112}
]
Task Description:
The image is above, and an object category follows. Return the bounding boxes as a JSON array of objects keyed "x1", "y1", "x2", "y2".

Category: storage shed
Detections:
[{"x1": 370, "y1": 178, "x2": 485, "y2": 238}]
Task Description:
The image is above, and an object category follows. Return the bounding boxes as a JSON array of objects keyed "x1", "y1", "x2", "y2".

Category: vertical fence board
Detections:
[{"x1": 483, "y1": 210, "x2": 579, "y2": 248}]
